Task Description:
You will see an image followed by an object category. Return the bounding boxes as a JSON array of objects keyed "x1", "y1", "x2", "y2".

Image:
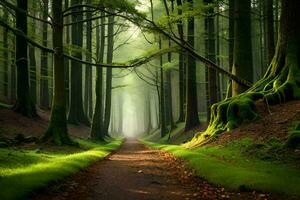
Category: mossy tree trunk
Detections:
[
  {"x1": 42, "y1": 0, "x2": 73, "y2": 145},
  {"x1": 90, "y1": 15, "x2": 105, "y2": 141},
  {"x1": 184, "y1": 0, "x2": 200, "y2": 131},
  {"x1": 232, "y1": 0, "x2": 253, "y2": 96},
  {"x1": 14, "y1": 0, "x2": 37, "y2": 117},
  {"x1": 197, "y1": 0, "x2": 300, "y2": 145}
]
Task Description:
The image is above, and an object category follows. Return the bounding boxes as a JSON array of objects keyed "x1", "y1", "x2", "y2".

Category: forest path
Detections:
[{"x1": 33, "y1": 139, "x2": 283, "y2": 200}]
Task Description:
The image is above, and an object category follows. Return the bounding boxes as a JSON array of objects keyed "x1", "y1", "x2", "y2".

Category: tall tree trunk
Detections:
[
  {"x1": 166, "y1": 40, "x2": 175, "y2": 130},
  {"x1": 84, "y1": 0, "x2": 93, "y2": 119},
  {"x1": 40, "y1": 0, "x2": 49, "y2": 109},
  {"x1": 184, "y1": 0, "x2": 200, "y2": 131},
  {"x1": 3, "y1": 9, "x2": 9, "y2": 97},
  {"x1": 159, "y1": 39, "x2": 167, "y2": 137},
  {"x1": 10, "y1": 37, "x2": 16, "y2": 100},
  {"x1": 68, "y1": 0, "x2": 89, "y2": 125},
  {"x1": 64, "y1": 0, "x2": 70, "y2": 110},
  {"x1": 232, "y1": 0, "x2": 253, "y2": 96},
  {"x1": 42, "y1": 0, "x2": 72, "y2": 145},
  {"x1": 14, "y1": 0, "x2": 37, "y2": 117},
  {"x1": 176, "y1": 0, "x2": 185, "y2": 122},
  {"x1": 204, "y1": 0, "x2": 217, "y2": 122},
  {"x1": 226, "y1": 0, "x2": 234, "y2": 98},
  {"x1": 103, "y1": 11, "x2": 114, "y2": 136},
  {"x1": 91, "y1": 15, "x2": 105, "y2": 141},
  {"x1": 264, "y1": 0, "x2": 275, "y2": 65},
  {"x1": 29, "y1": 2, "x2": 37, "y2": 103}
]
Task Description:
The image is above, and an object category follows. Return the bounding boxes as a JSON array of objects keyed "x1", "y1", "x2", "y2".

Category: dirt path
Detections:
[{"x1": 33, "y1": 140, "x2": 294, "y2": 200}]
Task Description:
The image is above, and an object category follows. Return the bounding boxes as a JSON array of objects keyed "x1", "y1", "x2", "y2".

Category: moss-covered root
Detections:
[
  {"x1": 189, "y1": 93, "x2": 263, "y2": 146},
  {"x1": 41, "y1": 106, "x2": 74, "y2": 145},
  {"x1": 285, "y1": 123, "x2": 300, "y2": 149}
]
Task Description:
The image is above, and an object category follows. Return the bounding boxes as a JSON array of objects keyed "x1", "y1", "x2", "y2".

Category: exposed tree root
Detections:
[
  {"x1": 187, "y1": 44, "x2": 300, "y2": 148},
  {"x1": 41, "y1": 105, "x2": 75, "y2": 145}
]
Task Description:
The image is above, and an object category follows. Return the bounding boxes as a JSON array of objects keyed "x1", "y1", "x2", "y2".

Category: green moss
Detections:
[
  {"x1": 42, "y1": 105, "x2": 74, "y2": 145},
  {"x1": 285, "y1": 131, "x2": 300, "y2": 149},
  {"x1": 0, "y1": 139, "x2": 122, "y2": 200},
  {"x1": 143, "y1": 139, "x2": 300, "y2": 196}
]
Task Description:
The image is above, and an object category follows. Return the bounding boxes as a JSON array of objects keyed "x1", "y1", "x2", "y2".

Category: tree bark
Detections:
[
  {"x1": 263, "y1": 0, "x2": 275, "y2": 65},
  {"x1": 42, "y1": 0, "x2": 73, "y2": 145},
  {"x1": 232, "y1": 0, "x2": 253, "y2": 96},
  {"x1": 204, "y1": 0, "x2": 217, "y2": 122},
  {"x1": 3, "y1": 9, "x2": 9, "y2": 97},
  {"x1": 40, "y1": 0, "x2": 49, "y2": 109},
  {"x1": 90, "y1": 15, "x2": 105, "y2": 141},
  {"x1": 84, "y1": 0, "x2": 93, "y2": 119},
  {"x1": 184, "y1": 0, "x2": 200, "y2": 131},
  {"x1": 103, "y1": 11, "x2": 114, "y2": 136},
  {"x1": 29, "y1": 1, "x2": 37, "y2": 103},
  {"x1": 14, "y1": 0, "x2": 37, "y2": 117},
  {"x1": 68, "y1": 0, "x2": 89, "y2": 125}
]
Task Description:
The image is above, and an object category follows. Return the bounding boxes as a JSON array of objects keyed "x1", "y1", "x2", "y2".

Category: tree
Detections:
[
  {"x1": 232, "y1": 0, "x2": 253, "y2": 96},
  {"x1": 2, "y1": 8, "x2": 9, "y2": 97},
  {"x1": 176, "y1": 0, "x2": 185, "y2": 123},
  {"x1": 29, "y1": 1, "x2": 37, "y2": 103},
  {"x1": 42, "y1": 0, "x2": 73, "y2": 145},
  {"x1": 264, "y1": 0, "x2": 275, "y2": 65},
  {"x1": 204, "y1": 0, "x2": 218, "y2": 121},
  {"x1": 68, "y1": 0, "x2": 89, "y2": 125},
  {"x1": 159, "y1": 39, "x2": 167, "y2": 137},
  {"x1": 226, "y1": 0, "x2": 234, "y2": 98},
  {"x1": 84, "y1": 0, "x2": 93, "y2": 119},
  {"x1": 103, "y1": 11, "x2": 115, "y2": 136},
  {"x1": 184, "y1": 0, "x2": 200, "y2": 131},
  {"x1": 196, "y1": 0, "x2": 300, "y2": 145},
  {"x1": 40, "y1": 0, "x2": 50, "y2": 109},
  {"x1": 13, "y1": 0, "x2": 37, "y2": 117},
  {"x1": 90, "y1": 15, "x2": 105, "y2": 141}
]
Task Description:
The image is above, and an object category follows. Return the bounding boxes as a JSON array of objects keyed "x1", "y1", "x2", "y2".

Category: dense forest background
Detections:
[{"x1": 0, "y1": 0, "x2": 281, "y2": 140}]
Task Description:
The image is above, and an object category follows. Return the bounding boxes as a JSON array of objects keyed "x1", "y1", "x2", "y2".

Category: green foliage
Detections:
[
  {"x1": 0, "y1": 139, "x2": 122, "y2": 200},
  {"x1": 143, "y1": 139, "x2": 300, "y2": 196}
]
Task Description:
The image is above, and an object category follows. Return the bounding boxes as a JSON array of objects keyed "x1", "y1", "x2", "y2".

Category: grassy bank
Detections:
[
  {"x1": 142, "y1": 139, "x2": 300, "y2": 196},
  {"x1": 0, "y1": 139, "x2": 122, "y2": 200}
]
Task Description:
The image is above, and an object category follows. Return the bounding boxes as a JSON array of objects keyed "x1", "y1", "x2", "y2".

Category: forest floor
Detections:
[
  {"x1": 32, "y1": 140, "x2": 294, "y2": 200},
  {"x1": 0, "y1": 108, "x2": 90, "y2": 140}
]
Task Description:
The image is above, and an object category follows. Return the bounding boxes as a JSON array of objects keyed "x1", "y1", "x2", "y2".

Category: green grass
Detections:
[
  {"x1": 0, "y1": 139, "x2": 122, "y2": 200},
  {"x1": 142, "y1": 138, "x2": 300, "y2": 197}
]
